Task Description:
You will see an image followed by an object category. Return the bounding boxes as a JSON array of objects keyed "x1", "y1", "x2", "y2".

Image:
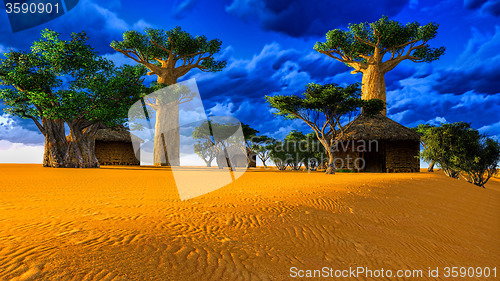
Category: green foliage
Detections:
[
  {"x1": 268, "y1": 140, "x2": 289, "y2": 171},
  {"x1": 266, "y1": 83, "x2": 384, "y2": 121},
  {"x1": 194, "y1": 141, "x2": 216, "y2": 167},
  {"x1": 314, "y1": 16, "x2": 445, "y2": 66},
  {"x1": 412, "y1": 123, "x2": 436, "y2": 165},
  {"x1": 336, "y1": 168, "x2": 354, "y2": 173},
  {"x1": 249, "y1": 135, "x2": 275, "y2": 168},
  {"x1": 267, "y1": 131, "x2": 326, "y2": 171},
  {"x1": 0, "y1": 29, "x2": 146, "y2": 131},
  {"x1": 419, "y1": 122, "x2": 500, "y2": 187},
  {"x1": 111, "y1": 26, "x2": 226, "y2": 75},
  {"x1": 455, "y1": 135, "x2": 500, "y2": 188}
]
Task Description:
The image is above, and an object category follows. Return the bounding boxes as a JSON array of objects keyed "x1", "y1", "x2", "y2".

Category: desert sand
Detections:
[{"x1": 0, "y1": 164, "x2": 498, "y2": 280}]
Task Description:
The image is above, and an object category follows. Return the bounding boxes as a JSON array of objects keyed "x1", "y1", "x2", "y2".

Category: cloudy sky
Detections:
[{"x1": 0, "y1": 0, "x2": 499, "y2": 163}]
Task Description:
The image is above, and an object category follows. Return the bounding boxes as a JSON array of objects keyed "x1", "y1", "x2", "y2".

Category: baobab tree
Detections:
[
  {"x1": 314, "y1": 16, "x2": 445, "y2": 115},
  {"x1": 0, "y1": 29, "x2": 145, "y2": 168},
  {"x1": 111, "y1": 27, "x2": 226, "y2": 166}
]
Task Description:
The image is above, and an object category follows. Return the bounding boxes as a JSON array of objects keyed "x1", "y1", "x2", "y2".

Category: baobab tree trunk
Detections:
[
  {"x1": 64, "y1": 124, "x2": 100, "y2": 168},
  {"x1": 42, "y1": 119, "x2": 67, "y2": 168},
  {"x1": 361, "y1": 66, "x2": 387, "y2": 115},
  {"x1": 153, "y1": 104, "x2": 180, "y2": 166},
  {"x1": 152, "y1": 75, "x2": 181, "y2": 166}
]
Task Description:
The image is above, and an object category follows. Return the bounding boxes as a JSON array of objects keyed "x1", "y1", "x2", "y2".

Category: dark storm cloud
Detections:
[
  {"x1": 225, "y1": 0, "x2": 409, "y2": 37},
  {"x1": 179, "y1": 43, "x2": 352, "y2": 137},
  {"x1": 433, "y1": 26, "x2": 500, "y2": 95},
  {"x1": 0, "y1": 0, "x2": 153, "y2": 54},
  {"x1": 434, "y1": 67, "x2": 500, "y2": 95},
  {"x1": 464, "y1": 0, "x2": 500, "y2": 16}
]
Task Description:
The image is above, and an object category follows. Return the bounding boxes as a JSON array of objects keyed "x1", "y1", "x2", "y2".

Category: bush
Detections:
[{"x1": 420, "y1": 122, "x2": 500, "y2": 187}]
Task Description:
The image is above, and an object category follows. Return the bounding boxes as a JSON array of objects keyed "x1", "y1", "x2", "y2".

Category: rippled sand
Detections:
[{"x1": 0, "y1": 164, "x2": 498, "y2": 280}]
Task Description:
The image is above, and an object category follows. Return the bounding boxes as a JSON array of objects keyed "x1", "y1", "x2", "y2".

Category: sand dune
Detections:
[{"x1": 0, "y1": 164, "x2": 498, "y2": 280}]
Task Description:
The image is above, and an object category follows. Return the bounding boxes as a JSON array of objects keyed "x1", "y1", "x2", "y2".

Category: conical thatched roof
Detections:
[
  {"x1": 95, "y1": 128, "x2": 143, "y2": 143},
  {"x1": 338, "y1": 114, "x2": 419, "y2": 141}
]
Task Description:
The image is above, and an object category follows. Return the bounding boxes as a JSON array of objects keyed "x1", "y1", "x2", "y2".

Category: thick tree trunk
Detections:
[
  {"x1": 428, "y1": 161, "x2": 435, "y2": 172},
  {"x1": 42, "y1": 119, "x2": 67, "y2": 168},
  {"x1": 153, "y1": 105, "x2": 180, "y2": 166},
  {"x1": 325, "y1": 150, "x2": 336, "y2": 174},
  {"x1": 64, "y1": 124, "x2": 100, "y2": 168},
  {"x1": 153, "y1": 75, "x2": 180, "y2": 166},
  {"x1": 361, "y1": 66, "x2": 386, "y2": 115}
]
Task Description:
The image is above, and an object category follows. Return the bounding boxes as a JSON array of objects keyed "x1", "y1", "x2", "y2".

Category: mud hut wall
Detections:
[
  {"x1": 385, "y1": 140, "x2": 420, "y2": 172},
  {"x1": 334, "y1": 142, "x2": 363, "y2": 170},
  {"x1": 95, "y1": 141, "x2": 140, "y2": 165}
]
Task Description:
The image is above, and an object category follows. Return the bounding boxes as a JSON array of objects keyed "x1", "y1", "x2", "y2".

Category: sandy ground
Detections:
[{"x1": 0, "y1": 164, "x2": 498, "y2": 281}]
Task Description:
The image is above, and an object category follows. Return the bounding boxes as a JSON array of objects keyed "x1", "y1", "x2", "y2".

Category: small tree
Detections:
[
  {"x1": 412, "y1": 124, "x2": 436, "y2": 172},
  {"x1": 241, "y1": 124, "x2": 259, "y2": 168},
  {"x1": 266, "y1": 83, "x2": 384, "y2": 174},
  {"x1": 283, "y1": 130, "x2": 308, "y2": 170},
  {"x1": 250, "y1": 135, "x2": 275, "y2": 168},
  {"x1": 304, "y1": 132, "x2": 326, "y2": 171},
  {"x1": 314, "y1": 16, "x2": 445, "y2": 115},
  {"x1": 455, "y1": 135, "x2": 500, "y2": 188},
  {"x1": 111, "y1": 27, "x2": 226, "y2": 166},
  {"x1": 194, "y1": 141, "x2": 216, "y2": 167},
  {"x1": 268, "y1": 140, "x2": 289, "y2": 171},
  {"x1": 423, "y1": 122, "x2": 474, "y2": 178},
  {"x1": 192, "y1": 120, "x2": 243, "y2": 171}
]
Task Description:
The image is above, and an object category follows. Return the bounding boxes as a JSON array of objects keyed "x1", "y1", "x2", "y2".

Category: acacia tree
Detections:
[
  {"x1": 111, "y1": 27, "x2": 226, "y2": 166},
  {"x1": 194, "y1": 141, "x2": 216, "y2": 167},
  {"x1": 192, "y1": 120, "x2": 243, "y2": 171},
  {"x1": 241, "y1": 124, "x2": 259, "y2": 167},
  {"x1": 250, "y1": 135, "x2": 274, "y2": 168},
  {"x1": 268, "y1": 140, "x2": 289, "y2": 171},
  {"x1": 0, "y1": 29, "x2": 146, "y2": 168},
  {"x1": 266, "y1": 83, "x2": 384, "y2": 174},
  {"x1": 314, "y1": 16, "x2": 445, "y2": 115}
]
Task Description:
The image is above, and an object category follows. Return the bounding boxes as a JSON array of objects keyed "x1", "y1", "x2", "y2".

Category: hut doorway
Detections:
[{"x1": 361, "y1": 141, "x2": 386, "y2": 172}]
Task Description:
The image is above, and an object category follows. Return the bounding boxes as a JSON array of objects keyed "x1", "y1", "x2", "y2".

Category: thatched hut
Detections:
[
  {"x1": 94, "y1": 128, "x2": 142, "y2": 165},
  {"x1": 336, "y1": 114, "x2": 420, "y2": 173}
]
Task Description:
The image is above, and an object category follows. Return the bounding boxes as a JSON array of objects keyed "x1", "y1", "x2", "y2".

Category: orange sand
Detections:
[{"x1": 0, "y1": 164, "x2": 498, "y2": 280}]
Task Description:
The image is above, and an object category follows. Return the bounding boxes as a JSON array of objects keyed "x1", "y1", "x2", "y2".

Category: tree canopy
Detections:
[
  {"x1": 266, "y1": 82, "x2": 384, "y2": 174},
  {"x1": 0, "y1": 29, "x2": 146, "y2": 168},
  {"x1": 111, "y1": 26, "x2": 226, "y2": 84},
  {"x1": 422, "y1": 122, "x2": 500, "y2": 187},
  {"x1": 314, "y1": 16, "x2": 445, "y2": 74}
]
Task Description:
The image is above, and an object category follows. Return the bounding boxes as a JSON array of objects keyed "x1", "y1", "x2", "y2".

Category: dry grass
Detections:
[{"x1": 0, "y1": 164, "x2": 498, "y2": 280}]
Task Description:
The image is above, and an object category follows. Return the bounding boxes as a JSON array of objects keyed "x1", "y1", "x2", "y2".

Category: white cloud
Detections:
[
  {"x1": 0, "y1": 140, "x2": 43, "y2": 163},
  {"x1": 132, "y1": 19, "x2": 155, "y2": 31}
]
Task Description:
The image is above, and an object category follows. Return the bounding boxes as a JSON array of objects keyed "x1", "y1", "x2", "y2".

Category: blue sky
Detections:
[{"x1": 0, "y1": 0, "x2": 499, "y2": 163}]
